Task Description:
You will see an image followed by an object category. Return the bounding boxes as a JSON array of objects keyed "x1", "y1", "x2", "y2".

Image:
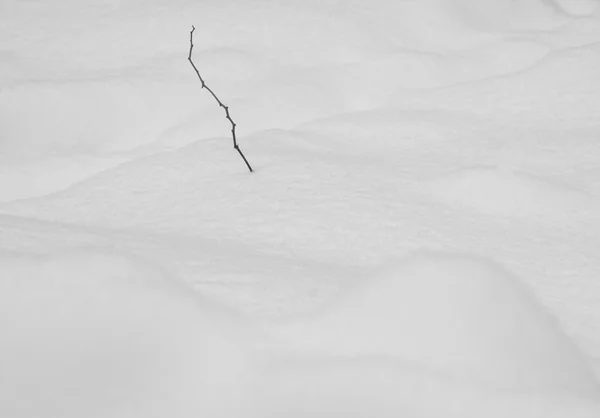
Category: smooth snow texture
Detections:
[
  {"x1": 424, "y1": 167, "x2": 598, "y2": 221},
  {"x1": 268, "y1": 252, "x2": 599, "y2": 395},
  {"x1": 554, "y1": 0, "x2": 599, "y2": 16},
  {"x1": 0, "y1": 249, "x2": 255, "y2": 418},
  {"x1": 438, "y1": 0, "x2": 565, "y2": 31},
  {"x1": 1, "y1": 0, "x2": 600, "y2": 417},
  {"x1": 254, "y1": 355, "x2": 600, "y2": 418},
  {"x1": 388, "y1": 43, "x2": 600, "y2": 125}
]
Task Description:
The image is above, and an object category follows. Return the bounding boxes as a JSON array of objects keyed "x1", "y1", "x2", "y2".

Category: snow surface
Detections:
[
  {"x1": 1, "y1": 0, "x2": 600, "y2": 417},
  {"x1": 0, "y1": 250, "x2": 256, "y2": 418},
  {"x1": 267, "y1": 252, "x2": 599, "y2": 392}
]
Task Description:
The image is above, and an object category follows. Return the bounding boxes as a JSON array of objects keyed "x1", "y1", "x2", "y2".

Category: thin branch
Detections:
[{"x1": 188, "y1": 25, "x2": 254, "y2": 173}]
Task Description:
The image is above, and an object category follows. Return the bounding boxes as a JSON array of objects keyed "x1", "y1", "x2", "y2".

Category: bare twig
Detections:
[{"x1": 188, "y1": 25, "x2": 254, "y2": 173}]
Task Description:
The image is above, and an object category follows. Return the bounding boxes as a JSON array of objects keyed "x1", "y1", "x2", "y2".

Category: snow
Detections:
[
  {"x1": 423, "y1": 166, "x2": 598, "y2": 222},
  {"x1": 0, "y1": 250, "x2": 256, "y2": 418},
  {"x1": 266, "y1": 252, "x2": 599, "y2": 395},
  {"x1": 1, "y1": 0, "x2": 600, "y2": 416},
  {"x1": 554, "y1": 0, "x2": 600, "y2": 16},
  {"x1": 253, "y1": 355, "x2": 600, "y2": 418}
]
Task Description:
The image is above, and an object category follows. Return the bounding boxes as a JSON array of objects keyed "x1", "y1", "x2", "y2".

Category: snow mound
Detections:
[
  {"x1": 269, "y1": 251, "x2": 599, "y2": 396},
  {"x1": 0, "y1": 249, "x2": 255, "y2": 418},
  {"x1": 423, "y1": 167, "x2": 597, "y2": 221},
  {"x1": 0, "y1": 80, "x2": 202, "y2": 158},
  {"x1": 553, "y1": 0, "x2": 599, "y2": 16},
  {"x1": 439, "y1": 0, "x2": 565, "y2": 31},
  {"x1": 254, "y1": 355, "x2": 600, "y2": 418},
  {"x1": 389, "y1": 43, "x2": 600, "y2": 125},
  {"x1": 346, "y1": 0, "x2": 562, "y2": 53}
]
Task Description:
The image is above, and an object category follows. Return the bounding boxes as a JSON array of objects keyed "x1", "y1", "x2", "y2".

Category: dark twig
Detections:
[{"x1": 188, "y1": 25, "x2": 254, "y2": 173}]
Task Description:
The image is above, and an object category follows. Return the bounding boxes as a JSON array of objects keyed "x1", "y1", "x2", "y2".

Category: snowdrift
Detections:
[
  {"x1": 268, "y1": 251, "x2": 599, "y2": 395},
  {"x1": 253, "y1": 355, "x2": 600, "y2": 418},
  {"x1": 424, "y1": 167, "x2": 598, "y2": 222},
  {"x1": 0, "y1": 249, "x2": 255, "y2": 418}
]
